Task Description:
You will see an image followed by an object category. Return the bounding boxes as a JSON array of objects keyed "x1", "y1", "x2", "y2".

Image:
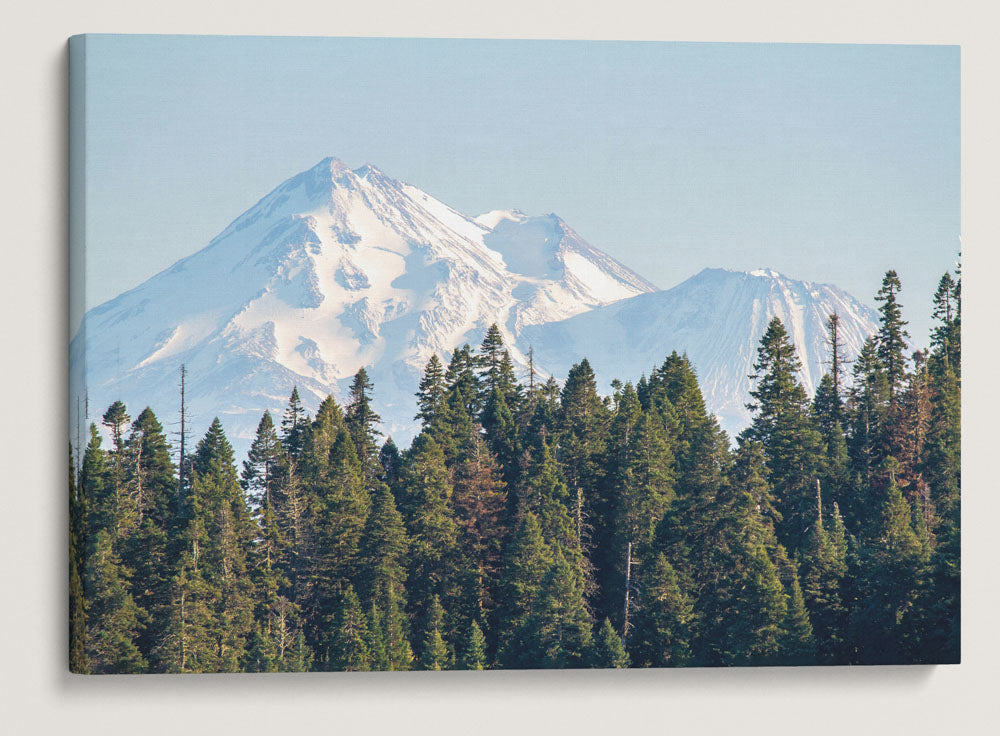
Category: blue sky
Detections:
[{"x1": 78, "y1": 36, "x2": 959, "y2": 344}]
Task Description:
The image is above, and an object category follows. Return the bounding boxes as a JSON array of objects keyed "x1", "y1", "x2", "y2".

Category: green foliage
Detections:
[
  {"x1": 459, "y1": 620, "x2": 488, "y2": 670},
  {"x1": 421, "y1": 595, "x2": 452, "y2": 670},
  {"x1": 747, "y1": 318, "x2": 824, "y2": 553},
  {"x1": 329, "y1": 585, "x2": 372, "y2": 672},
  {"x1": 594, "y1": 618, "x2": 630, "y2": 668},
  {"x1": 85, "y1": 530, "x2": 147, "y2": 673},
  {"x1": 72, "y1": 267, "x2": 959, "y2": 672},
  {"x1": 631, "y1": 553, "x2": 693, "y2": 667}
]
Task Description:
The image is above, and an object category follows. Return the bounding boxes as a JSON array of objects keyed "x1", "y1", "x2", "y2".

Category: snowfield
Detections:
[{"x1": 70, "y1": 157, "x2": 877, "y2": 458}]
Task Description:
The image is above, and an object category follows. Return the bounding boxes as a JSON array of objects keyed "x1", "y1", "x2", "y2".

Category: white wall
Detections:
[{"x1": 1, "y1": 1, "x2": 997, "y2": 733}]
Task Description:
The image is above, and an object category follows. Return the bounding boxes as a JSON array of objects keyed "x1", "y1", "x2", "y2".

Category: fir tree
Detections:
[
  {"x1": 594, "y1": 617, "x2": 630, "y2": 668},
  {"x1": 459, "y1": 620, "x2": 488, "y2": 670},
  {"x1": 421, "y1": 595, "x2": 452, "y2": 670},
  {"x1": 85, "y1": 530, "x2": 147, "y2": 673},
  {"x1": 631, "y1": 553, "x2": 693, "y2": 667},
  {"x1": 497, "y1": 512, "x2": 553, "y2": 664},
  {"x1": 329, "y1": 585, "x2": 372, "y2": 672},
  {"x1": 451, "y1": 433, "x2": 507, "y2": 625},
  {"x1": 345, "y1": 368, "x2": 383, "y2": 488},
  {"x1": 415, "y1": 354, "x2": 446, "y2": 427},
  {"x1": 518, "y1": 549, "x2": 594, "y2": 669},
  {"x1": 747, "y1": 318, "x2": 823, "y2": 553},
  {"x1": 874, "y1": 270, "x2": 910, "y2": 403},
  {"x1": 280, "y1": 387, "x2": 309, "y2": 462},
  {"x1": 396, "y1": 434, "x2": 461, "y2": 624},
  {"x1": 378, "y1": 437, "x2": 402, "y2": 487}
]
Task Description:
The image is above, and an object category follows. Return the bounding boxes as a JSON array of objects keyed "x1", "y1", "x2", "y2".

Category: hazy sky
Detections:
[{"x1": 77, "y1": 36, "x2": 959, "y2": 344}]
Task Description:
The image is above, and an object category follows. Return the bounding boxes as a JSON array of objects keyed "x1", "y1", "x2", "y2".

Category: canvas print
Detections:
[{"x1": 68, "y1": 36, "x2": 960, "y2": 673}]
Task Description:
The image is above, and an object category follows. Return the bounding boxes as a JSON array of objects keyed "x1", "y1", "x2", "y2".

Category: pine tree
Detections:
[
  {"x1": 444, "y1": 344, "x2": 481, "y2": 418},
  {"x1": 747, "y1": 318, "x2": 823, "y2": 553},
  {"x1": 186, "y1": 419, "x2": 257, "y2": 671},
  {"x1": 285, "y1": 630, "x2": 315, "y2": 673},
  {"x1": 771, "y1": 544, "x2": 815, "y2": 664},
  {"x1": 558, "y1": 359, "x2": 610, "y2": 562},
  {"x1": 518, "y1": 438, "x2": 577, "y2": 555},
  {"x1": 497, "y1": 512, "x2": 553, "y2": 664},
  {"x1": 242, "y1": 411, "x2": 284, "y2": 509},
  {"x1": 307, "y1": 427, "x2": 369, "y2": 648},
  {"x1": 477, "y1": 324, "x2": 522, "y2": 415},
  {"x1": 631, "y1": 553, "x2": 693, "y2": 667},
  {"x1": 451, "y1": 433, "x2": 507, "y2": 626},
  {"x1": 395, "y1": 434, "x2": 461, "y2": 625},
  {"x1": 366, "y1": 602, "x2": 389, "y2": 671},
  {"x1": 844, "y1": 337, "x2": 890, "y2": 529},
  {"x1": 244, "y1": 624, "x2": 278, "y2": 673},
  {"x1": 800, "y1": 487, "x2": 847, "y2": 662},
  {"x1": 480, "y1": 387, "x2": 521, "y2": 488},
  {"x1": 518, "y1": 549, "x2": 594, "y2": 669},
  {"x1": 930, "y1": 271, "x2": 960, "y2": 374},
  {"x1": 345, "y1": 368, "x2": 383, "y2": 488},
  {"x1": 329, "y1": 585, "x2": 372, "y2": 672},
  {"x1": 85, "y1": 530, "x2": 147, "y2": 673},
  {"x1": 421, "y1": 595, "x2": 452, "y2": 670},
  {"x1": 824, "y1": 312, "x2": 849, "y2": 403},
  {"x1": 415, "y1": 354, "x2": 446, "y2": 427},
  {"x1": 378, "y1": 437, "x2": 402, "y2": 487},
  {"x1": 357, "y1": 483, "x2": 413, "y2": 669},
  {"x1": 459, "y1": 620, "x2": 488, "y2": 670},
  {"x1": 849, "y1": 475, "x2": 928, "y2": 663},
  {"x1": 124, "y1": 407, "x2": 177, "y2": 530},
  {"x1": 874, "y1": 270, "x2": 910, "y2": 404},
  {"x1": 594, "y1": 618, "x2": 630, "y2": 668},
  {"x1": 812, "y1": 375, "x2": 850, "y2": 514},
  {"x1": 99, "y1": 401, "x2": 136, "y2": 538},
  {"x1": 280, "y1": 387, "x2": 309, "y2": 463}
]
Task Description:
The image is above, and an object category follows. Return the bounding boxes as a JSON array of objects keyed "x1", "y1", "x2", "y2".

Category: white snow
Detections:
[
  {"x1": 475, "y1": 209, "x2": 527, "y2": 229},
  {"x1": 70, "y1": 157, "x2": 877, "y2": 458},
  {"x1": 72, "y1": 157, "x2": 656, "y2": 457}
]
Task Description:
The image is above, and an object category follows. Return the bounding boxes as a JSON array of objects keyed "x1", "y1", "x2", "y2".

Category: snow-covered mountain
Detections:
[
  {"x1": 71, "y1": 157, "x2": 879, "y2": 459},
  {"x1": 70, "y1": 157, "x2": 656, "y2": 457},
  {"x1": 520, "y1": 267, "x2": 878, "y2": 437}
]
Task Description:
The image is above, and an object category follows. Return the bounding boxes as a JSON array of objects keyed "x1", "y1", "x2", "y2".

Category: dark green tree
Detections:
[
  {"x1": 345, "y1": 368, "x2": 383, "y2": 488},
  {"x1": 747, "y1": 318, "x2": 823, "y2": 553},
  {"x1": 329, "y1": 585, "x2": 371, "y2": 672},
  {"x1": 594, "y1": 617, "x2": 630, "y2": 668}
]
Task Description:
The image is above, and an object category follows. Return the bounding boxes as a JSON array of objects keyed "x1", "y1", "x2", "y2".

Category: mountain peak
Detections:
[{"x1": 75, "y1": 157, "x2": 658, "y2": 456}]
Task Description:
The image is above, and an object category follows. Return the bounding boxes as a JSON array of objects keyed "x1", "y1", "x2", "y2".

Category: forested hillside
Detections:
[{"x1": 69, "y1": 269, "x2": 960, "y2": 673}]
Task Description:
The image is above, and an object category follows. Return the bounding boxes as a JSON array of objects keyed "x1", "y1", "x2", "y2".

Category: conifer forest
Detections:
[{"x1": 69, "y1": 269, "x2": 960, "y2": 673}]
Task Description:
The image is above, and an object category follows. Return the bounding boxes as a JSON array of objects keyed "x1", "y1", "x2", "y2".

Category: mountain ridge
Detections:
[{"x1": 71, "y1": 157, "x2": 877, "y2": 457}]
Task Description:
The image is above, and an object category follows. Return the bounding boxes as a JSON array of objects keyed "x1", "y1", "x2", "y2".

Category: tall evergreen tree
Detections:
[
  {"x1": 345, "y1": 368, "x2": 382, "y2": 488},
  {"x1": 85, "y1": 530, "x2": 147, "y2": 673},
  {"x1": 747, "y1": 318, "x2": 823, "y2": 553},
  {"x1": 874, "y1": 270, "x2": 910, "y2": 404},
  {"x1": 395, "y1": 434, "x2": 461, "y2": 625},
  {"x1": 594, "y1": 617, "x2": 630, "y2": 668},
  {"x1": 421, "y1": 595, "x2": 452, "y2": 670},
  {"x1": 459, "y1": 620, "x2": 488, "y2": 670},
  {"x1": 631, "y1": 553, "x2": 693, "y2": 667},
  {"x1": 415, "y1": 354, "x2": 446, "y2": 427},
  {"x1": 328, "y1": 585, "x2": 372, "y2": 672},
  {"x1": 280, "y1": 387, "x2": 309, "y2": 463}
]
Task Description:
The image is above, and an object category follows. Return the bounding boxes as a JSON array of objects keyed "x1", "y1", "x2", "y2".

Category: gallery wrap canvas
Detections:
[{"x1": 68, "y1": 35, "x2": 960, "y2": 674}]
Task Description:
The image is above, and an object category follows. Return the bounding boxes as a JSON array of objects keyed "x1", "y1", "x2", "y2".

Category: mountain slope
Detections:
[
  {"x1": 520, "y1": 267, "x2": 879, "y2": 437},
  {"x1": 71, "y1": 158, "x2": 655, "y2": 454}
]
